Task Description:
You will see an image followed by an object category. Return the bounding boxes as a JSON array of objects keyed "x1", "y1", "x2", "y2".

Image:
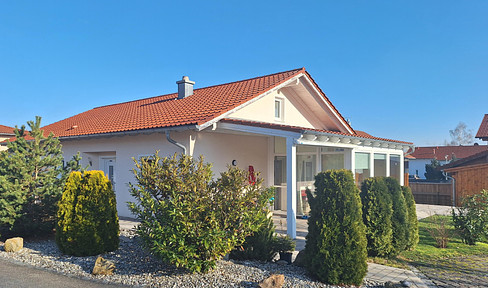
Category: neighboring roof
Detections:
[
  {"x1": 42, "y1": 68, "x2": 355, "y2": 138},
  {"x1": 442, "y1": 149, "x2": 488, "y2": 170},
  {"x1": 410, "y1": 145, "x2": 488, "y2": 161},
  {"x1": 0, "y1": 125, "x2": 14, "y2": 136},
  {"x1": 220, "y1": 119, "x2": 413, "y2": 144},
  {"x1": 476, "y1": 114, "x2": 488, "y2": 141}
]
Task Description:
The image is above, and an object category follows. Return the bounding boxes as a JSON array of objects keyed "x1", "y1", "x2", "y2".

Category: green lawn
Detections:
[
  {"x1": 399, "y1": 215, "x2": 488, "y2": 264},
  {"x1": 369, "y1": 215, "x2": 488, "y2": 268}
]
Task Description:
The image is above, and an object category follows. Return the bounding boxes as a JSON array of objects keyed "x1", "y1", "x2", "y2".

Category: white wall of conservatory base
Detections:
[{"x1": 60, "y1": 130, "x2": 270, "y2": 217}]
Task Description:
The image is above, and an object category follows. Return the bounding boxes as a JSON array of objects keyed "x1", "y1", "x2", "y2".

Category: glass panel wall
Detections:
[
  {"x1": 273, "y1": 156, "x2": 287, "y2": 210},
  {"x1": 355, "y1": 152, "x2": 370, "y2": 185},
  {"x1": 390, "y1": 155, "x2": 401, "y2": 181},
  {"x1": 374, "y1": 153, "x2": 387, "y2": 177},
  {"x1": 296, "y1": 154, "x2": 316, "y2": 216},
  {"x1": 321, "y1": 154, "x2": 344, "y2": 171}
]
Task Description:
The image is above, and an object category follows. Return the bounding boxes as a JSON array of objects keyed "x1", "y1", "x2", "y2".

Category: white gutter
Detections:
[
  {"x1": 165, "y1": 130, "x2": 187, "y2": 155},
  {"x1": 56, "y1": 125, "x2": 197, "y2": 141}
]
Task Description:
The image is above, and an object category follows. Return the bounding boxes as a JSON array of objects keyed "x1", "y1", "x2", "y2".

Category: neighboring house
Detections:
[
  {"x1": 40, "y1": 68, "x2": 413, "y2": 238},
  {"x1": 442, "y1": 149, "x2": 488, "y2": 206},
  {"x1": 476, "y1": 114, "x2": 488, "y2": 141},
  {"x1": 408, "y1": 145, "x2": 488, "y2": 179},
  {"x1": 0, "y1": 125, "x2": 15, "y2": 151}
]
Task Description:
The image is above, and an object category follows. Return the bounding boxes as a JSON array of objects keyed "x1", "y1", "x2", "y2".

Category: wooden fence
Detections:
[{"x1": 409, "y1": 182, "x2": 453, "y2": 206}]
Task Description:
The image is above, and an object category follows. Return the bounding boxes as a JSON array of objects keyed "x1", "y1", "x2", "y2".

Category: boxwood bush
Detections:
[
  {"x1": 56, "y1": 170, "x2": 119, "y2": 256},
  {"x1": 304, "y1": 169, "x2": 367, "y2": 285},
  {"x1": 360, "y1": 177, "x2": 393, "y2": 257},
  {"x1": 128, "y1": 152, "x2": 272, "y2": 273}
]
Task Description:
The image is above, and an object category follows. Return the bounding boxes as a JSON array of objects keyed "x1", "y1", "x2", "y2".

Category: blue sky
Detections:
[{"x1": 1, "y1": 1, "x2": 487, "y2": 146}]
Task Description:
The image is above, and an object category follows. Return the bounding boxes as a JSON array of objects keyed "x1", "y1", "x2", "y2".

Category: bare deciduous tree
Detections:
[{"x1": 444, "y1": 122, "x2": 474, "y2": 146}]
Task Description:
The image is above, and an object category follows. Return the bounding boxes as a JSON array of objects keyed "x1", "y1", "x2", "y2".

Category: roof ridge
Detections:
[
  {"x1": 92, "y1": 67, "x2": 305, "y2": 110},
  {"x1": 193, "y1": 67, "x2": 304, "y2": 91}
]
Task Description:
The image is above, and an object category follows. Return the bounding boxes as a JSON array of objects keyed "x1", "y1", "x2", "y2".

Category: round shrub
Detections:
[
  {"x1": 56, "y1": 171, "x2": 119, "y2": 256},
  {"x1": 402, "y1": 186, "x2": 419, "y2": 250},
  {"x1": 384, "y1": 177, "x2": 408, "y2": 256},
  {"x1": 128, "y1": 152, "x2": 272, "y2": 273},
  {"x1": 304, "y1": 169, "x2": 367, "y2": 286},
  {"x1": 360, "y1": 177, "x2": 393, "y2": 257}
]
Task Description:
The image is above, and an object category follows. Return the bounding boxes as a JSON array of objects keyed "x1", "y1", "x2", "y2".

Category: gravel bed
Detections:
[{"x1": 0, "y1": 229, "x2": 384, "y2": 288}]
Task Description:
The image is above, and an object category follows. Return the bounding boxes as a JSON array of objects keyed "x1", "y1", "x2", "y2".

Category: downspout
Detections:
[
  {"x1": 443, "y1": 171, "x2": 456, "y2": 207},
  {"x1": 165, "y1": 130, "x2": 187, "y2": 155}
]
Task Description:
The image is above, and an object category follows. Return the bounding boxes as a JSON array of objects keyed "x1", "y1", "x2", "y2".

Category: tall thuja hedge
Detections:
[
  {"x1": 384, "y1": 177, "x2": 408, "y2": 256},
  {"x1": 402, "y1": 186, "x2": 419, "y2": 250},
  {"x1": 56, "y1": 171, "x2": 119, "y2": 256},
  {"x1": 360, "y1": 177, "x2": 393, "y2": 257},
  {"x1": 305, "y1": 170, "x2": 367, "y2": 286},
  {"x1": 128, "y1": 152, "x2": 272, "y2": 273},
  {"x1": 0, "y1": 116, "x2": 81, "y2": 237}
]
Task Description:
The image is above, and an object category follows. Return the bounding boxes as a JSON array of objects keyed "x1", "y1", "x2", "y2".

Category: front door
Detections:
[{"x1": 102, "y1": 157, "x2": 116, "y2": 189}]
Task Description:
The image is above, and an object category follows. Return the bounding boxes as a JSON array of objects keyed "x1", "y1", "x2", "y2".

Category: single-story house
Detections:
[
  {"x1": 408, "y1": 145, "x2": 488, "y2": 179},
  {"x1": 476, "y1": 114, "x2": 488, "y2": 141},
  {"x1": 39, "y1": 68, "x2": 413, "y2": 238},
  {"x1": 0, "y1": 125, "x2": 15, "y2": 152},
  {"x1": 442, "y1": 149, "x2": 488, "y2": 205}
]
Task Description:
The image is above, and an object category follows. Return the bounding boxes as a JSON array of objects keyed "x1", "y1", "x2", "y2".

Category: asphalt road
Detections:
[{"x1": 0, "y1": 258, "x2": 125, "y2": 288}]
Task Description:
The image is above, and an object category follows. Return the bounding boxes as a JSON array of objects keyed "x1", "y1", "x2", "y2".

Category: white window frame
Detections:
[{"x1": 274, "y1": 97, "x2": 284, "y2": 121}]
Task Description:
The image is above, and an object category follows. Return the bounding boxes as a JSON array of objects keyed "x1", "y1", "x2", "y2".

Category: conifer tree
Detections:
[
  {"x1": 384, "y1": 177, "x2": 409, "y2": 256},
  {"x1": 402, "y1": 186, "x2": 419, "y2": 250},
  {"x1": 360, "y1": 177, "x2": 393, "y2": 257},
  {"x1": 305, "y1": 170, "x2": 367, "y2": 285},
  {"x1": 0, "y1": 116, "x2": 81, "y2": 236}
]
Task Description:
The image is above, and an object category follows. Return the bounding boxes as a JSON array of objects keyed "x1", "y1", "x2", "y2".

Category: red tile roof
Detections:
[
  {"x1": 0, "y1": 125, "x2": 14, "y2": 135},
  {"x1": 39, "y1": 68, "x2": 406, "y2": 146},
  {"x1": 221, "y1": 119, "x2": 412, "y2": 144},
  {"x1": 410, "y1": 145, "x2": 488, "y2": 161},
  {"x1": 476, "y1": 114, "x2": 488, "y2": 140},
  {"x1": 42, "y1": 68, "x2": 316, "y2": 138}
]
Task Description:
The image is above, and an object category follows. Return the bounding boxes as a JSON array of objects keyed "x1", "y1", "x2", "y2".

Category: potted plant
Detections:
[{"x1": 274, "y1": 235, "x2": 296, "y2": 264}]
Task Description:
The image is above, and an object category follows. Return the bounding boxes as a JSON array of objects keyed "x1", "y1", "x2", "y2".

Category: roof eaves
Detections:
[{"x1": 56, "y1": 125, "x2": 198, "y2": 141}]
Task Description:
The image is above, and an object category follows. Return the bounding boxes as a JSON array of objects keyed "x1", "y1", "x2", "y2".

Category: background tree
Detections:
[
  {"x1": 424, "y1": 159, "x2": 444, "y2": 181},
  {"x1": 0, "y1": 116, "x2": 81, "y2": 236},
  {"x1": 445, "y1": 122, "x2": 474, "y2": 146}
]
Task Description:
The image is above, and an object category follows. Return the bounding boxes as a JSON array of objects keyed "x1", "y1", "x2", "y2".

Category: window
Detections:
[
  {"x1": 275, "y1": 98, "x2": 283, "y2": 121},
  {"x1": 355, "y1": 152, "x2": 370, "y2": 185},
  {"x1": 374, "y1": 153, "x2": 386, "y2": 177},
  {"x1": 390, "y1": 155, "x2": 401, "y2": 181}
]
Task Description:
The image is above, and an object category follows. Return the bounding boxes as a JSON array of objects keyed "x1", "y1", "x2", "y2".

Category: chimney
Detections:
[{"x1": 176, "y1": 76, "x2": 195, "y2": 99}]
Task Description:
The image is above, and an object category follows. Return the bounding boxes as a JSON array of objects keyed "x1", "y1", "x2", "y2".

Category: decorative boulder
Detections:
[
  {"x1": 92, "y1": 256, "x2": 115, "y2": 275},
  {"x1": 4, "y1": 237, "x2": 23, "y2": 252},
  {"x1": 258, "y1": 274, "x2": 284, "y2": 288}
]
